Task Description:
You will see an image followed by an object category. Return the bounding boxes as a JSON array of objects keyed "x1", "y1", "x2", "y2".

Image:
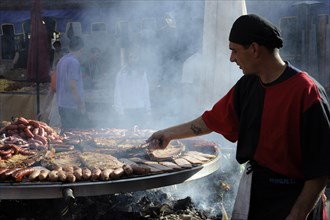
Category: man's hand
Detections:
[
  {"x1": 146, "y1": 116, "x2": 212, "y2": 150},
  {"x1": 146, "y1": 129, "x2": 172, "y2": 149},
  {"x1": 285, "y1": 176, "x2": 328, "y2": 220}
]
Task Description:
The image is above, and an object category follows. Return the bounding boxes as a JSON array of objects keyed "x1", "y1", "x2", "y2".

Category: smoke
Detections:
[
  {"x1": 66, "y1": 1, "x2": 246, "y2": 217},
  {"x1": 51, "y1": 1, "x2": 207, "y2": 129},
  {"x1": 2, "y1": 0, "x2": 328, "y2": 217}
]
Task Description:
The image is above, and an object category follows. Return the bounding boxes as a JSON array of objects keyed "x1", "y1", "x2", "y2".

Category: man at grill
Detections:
[{"x1": 147, "y1": 14, "x2": 330, "y2": 220}]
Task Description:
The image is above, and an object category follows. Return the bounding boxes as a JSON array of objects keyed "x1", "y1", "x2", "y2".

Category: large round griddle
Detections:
[{"x1": 0, "y1": 152, "x2": 221, "y2": 200}]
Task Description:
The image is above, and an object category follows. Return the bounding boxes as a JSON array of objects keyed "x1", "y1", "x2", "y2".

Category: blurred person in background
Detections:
[
  {"x1": 81, "y1": 47, "x2": 103, "y2": 90},
  {"x1": 56, "y1": 36, "x2": 89, "y2": 131},
  {"x1": 50, "y1": 41, "x2": 64, "y2": 71},
  {"x1": 114, "y1": 47, "x2": 151, "y2": 129},
  {"x1": 38, "y1": 41, "x2": 65, "y2": 127},
  {"x1": 12, "y1": 41, "x2": 28, "y2": 69},
  {"x1": 147, "y1": 14, "x2": 330, "y2": 220}
]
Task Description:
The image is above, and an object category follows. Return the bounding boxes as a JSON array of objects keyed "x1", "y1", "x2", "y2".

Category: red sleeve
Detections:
[{"x1": 202, "y1": 87, "x2": 239, "y2": 142}]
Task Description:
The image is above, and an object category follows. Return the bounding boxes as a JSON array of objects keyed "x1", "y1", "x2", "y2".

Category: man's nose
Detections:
[{"x1": 229, "y1": 54, "x2": 235, "y2": 62}]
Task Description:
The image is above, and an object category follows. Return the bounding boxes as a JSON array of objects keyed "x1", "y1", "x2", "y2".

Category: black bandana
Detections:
[{"x1": 229, "y1": 14, "x2": 283, "y2": 49}]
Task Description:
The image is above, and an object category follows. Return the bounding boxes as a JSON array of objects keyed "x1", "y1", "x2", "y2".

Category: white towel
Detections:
[{"x1": 231, "y1": 165, "x2": 252, "y2": 220}]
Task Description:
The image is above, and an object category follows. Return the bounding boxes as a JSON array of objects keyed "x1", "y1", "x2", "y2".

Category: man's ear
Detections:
[
  {"x1": 250, "y1": 42, "x2": 261, "y2": 58},
  {"x1": 250, "y1": 42, "x2": 258, "y2": 54}
]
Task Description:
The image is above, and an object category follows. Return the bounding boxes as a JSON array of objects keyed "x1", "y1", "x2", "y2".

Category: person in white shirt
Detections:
[{"x1": 114, "y1": 48, "x2": 151, "y2": 128}]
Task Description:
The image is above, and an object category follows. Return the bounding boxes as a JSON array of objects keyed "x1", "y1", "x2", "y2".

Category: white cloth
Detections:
[
  {"x1": 231, "y1": 165, "x2": 252, "y2": 220},
  {"x1": 113, "y1": 66, "x2": 151, "y2": 114},
  {"x1": 48, "y1": 94, "x2": 61, "y2": 127}
]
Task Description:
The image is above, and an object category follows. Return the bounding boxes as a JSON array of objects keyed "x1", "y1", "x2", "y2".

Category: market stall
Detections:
[{"x1": 0, "y1": 92, "x2": 46, "y2": 122}]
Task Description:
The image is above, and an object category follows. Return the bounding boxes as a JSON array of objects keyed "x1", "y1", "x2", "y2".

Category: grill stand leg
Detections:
[{"x1": 60, "y1": 188, "x2": 76, "y2": 218}]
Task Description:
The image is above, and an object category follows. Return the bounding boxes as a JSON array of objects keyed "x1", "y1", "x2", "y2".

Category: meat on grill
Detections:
[{"x1": 147, "y1": 141, "x2": 185, "y2": 161}]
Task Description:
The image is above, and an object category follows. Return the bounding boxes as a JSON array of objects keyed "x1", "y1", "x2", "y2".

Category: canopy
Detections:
[{"x1": 26, "y1": 0, "x2": 50, "y2": 83}]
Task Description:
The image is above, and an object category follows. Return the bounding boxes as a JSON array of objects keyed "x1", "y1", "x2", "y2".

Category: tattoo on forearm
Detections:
[{"x1": 190, "y1": 124, "x2": 202, "y2": 135}]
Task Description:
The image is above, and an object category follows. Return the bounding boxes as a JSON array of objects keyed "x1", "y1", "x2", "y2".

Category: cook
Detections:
[{"x1": 147, "y1": 14, "x2": 330, "y2": 220}]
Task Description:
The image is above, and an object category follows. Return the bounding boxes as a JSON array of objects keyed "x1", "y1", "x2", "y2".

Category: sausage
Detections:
[
  {"x1": 51, "y1": 144, "x2": 75, "y2": 152},
  {"x1": 58, "y1": 170, "x2": 67, "y2": 182},
  {"x1": 17, "y1": 117, "x2": 29, "y2": 125},
  {"x1": 100, "y1": 168, "x2": 113, "y2": 181},
  {"x1": 28, "y1": 120, "x2": 40, "y2": 128},
  {"x1": 38, "y1": 169, "x2": 50, "y2": 181},
  {"x1": 18, "y1": 149, "x2": 36, "y2": 156},
  {"x1": 34, "y1": 135, "x2": 47, "y2": 145},
  {"x1": 48, "y1": 170, "x2": 59, "y2": 181},
  {"x1": 49, "y1": 139, "x2": 63, "y2": 144},
  {"x1": 28, "y1": 139, "x2": 44, "y2": 147},
  {"x1": 1, "y1": 167, "x2": 22, "y2": 180},
  {"x1": 82, "y1": 167, "x2": 92, "y2": 180},
  {"x1": 91, "y1": 168, "x2": 102, "y2": 181},
  {"x1": 17, "y1": 124, "x2": 27, "y2": 130},
  {"x1": 73, "y1": 167, "x2": 82, "y2": 181},
  {"x1": 66, "y1": 173, "x2": 76, "y2": 183},
  {"x1": 2, "y1": 153, "x2": 12, "y2": 160},
  {"x1": 0, "y1": 168, "x2": 9, "y2": 176},
  {"x1": 7, "y1": 144, "x2": 20, "y2": 154},
  {"x1": 62, "y1": 166, "x2": 74, "y2": 173},
  {"x1": 32, "y1": 128, "x2": 39, "y2": 136},
  {"x1": 123, "y1": 164, "x2": 133, "y2": 176},
  {"x1": 29, "y1": 169, "x2": 41, "y2": 181},
  {"x1": 6, "y1": 130, "x2": 15, "y2": 136},
  {"x1": 40, "y1": 125, "x2": 53, "y2": 135},
  {"x1": 38, "y1": 127, "x2": 45, "y2": 137},
  {"x1": 0, "y1": 145, "x2": 10, "y2": 150},
  {"x1": 24, "y1": 128, "x2": 34, "y2": 138},
  {"x1": 6, "y1": 124, "x2": 18, "y2": 131},
  {"x1": 0, "y1": 149, "x2": 13, "y2": 156},
  {"x1": 37, "y1": 121, "x2": 48, "y2": 128},
  {"x1": 110, "y1": 167, "x2": 124, "y2": 179},
  {"x1": 12, "y1": 167, "x2": 35, "y2": 182}
]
